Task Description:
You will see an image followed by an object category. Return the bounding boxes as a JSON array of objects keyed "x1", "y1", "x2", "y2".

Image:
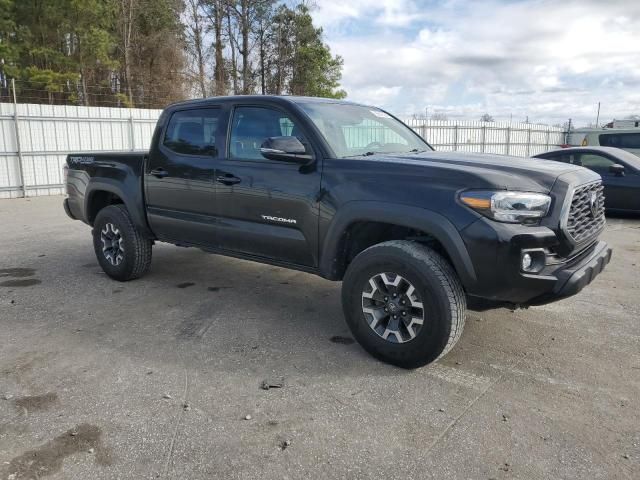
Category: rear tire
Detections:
[
  {"x1": 341, "y1": 240, "x2": 466, "y2": 368},
  {"x1": 92, "y1": 204, "x2": 152, "y2": 281}
]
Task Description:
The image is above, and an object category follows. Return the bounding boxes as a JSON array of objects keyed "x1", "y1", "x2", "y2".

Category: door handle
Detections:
[
  {"x1": 216, "y1": 174, "x2": 241, "y2": 185},
  {"x1": 150, "y1": 168, "x2": 169, "y2": 178}
]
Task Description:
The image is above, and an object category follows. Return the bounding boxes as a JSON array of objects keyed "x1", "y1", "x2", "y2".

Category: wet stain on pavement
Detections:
[
  {"x1": 0, "y1": 268, "x2": 40, "y2": 287},
  {"x1": 207, "y1": 286, "x2": 231, "y2": 292},
  {"x1": 330, "y1": 336, "x2": 355, "y2": 345},
  {"x1": 177, "y1": 282, "x2": 196, "y2": 289},
  {"x1": 4, "y1": 424, "x2": 113, "y2": 479},
  {"x1": 82, "y1": 262, "x2": 97, "y2": 268},
  {"x1": 0, "y1": 268, "x2": 36, "y2": 278},
  {"x1": 1, "y1": 279, "x2": 42, "y2": 287},
  {"x1": 14, "y1": 392, "x2": 59, "y2": 412}
]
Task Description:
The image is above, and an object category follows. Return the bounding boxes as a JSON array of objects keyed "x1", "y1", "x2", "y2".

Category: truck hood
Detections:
[{"x1": 361, "y1": 150, "x2": 584, "y2": 192}]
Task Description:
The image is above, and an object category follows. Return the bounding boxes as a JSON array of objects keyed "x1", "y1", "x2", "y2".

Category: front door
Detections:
[
  {"x1": 145, "y1": 107, "x2": 221, "y2": 246},
  {"x1": 215, "y1": 105, "x2": 321, "y2": 267},
  {"x1": 575, "y1": 152, "x2": 637, "y2": 211}
]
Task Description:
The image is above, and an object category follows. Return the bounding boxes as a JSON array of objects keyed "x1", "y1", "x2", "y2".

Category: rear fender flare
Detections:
[{"x1": 85, "y1": 179, "x2": 153, "y2": 237}]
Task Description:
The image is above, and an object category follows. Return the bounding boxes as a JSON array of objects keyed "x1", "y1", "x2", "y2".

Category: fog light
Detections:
[{"x1": 521, "y1": 253, "x2": 533, "y2": 272}]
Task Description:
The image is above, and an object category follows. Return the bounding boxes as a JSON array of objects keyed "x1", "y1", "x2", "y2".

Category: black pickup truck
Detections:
[{"x1": 64, "y1": 96, "x2": 612, "y2": 368}]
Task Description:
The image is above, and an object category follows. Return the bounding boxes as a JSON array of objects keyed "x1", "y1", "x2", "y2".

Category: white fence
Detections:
[
  {"x1": 0, "y1": 103, "x2": 161, "y2": 198},
  {"x1": 403, "y1": 119, "x2": 566, "y2": 157},
  {"x1": 0, "y1": 103, "x2": 566, "y2": 199}
]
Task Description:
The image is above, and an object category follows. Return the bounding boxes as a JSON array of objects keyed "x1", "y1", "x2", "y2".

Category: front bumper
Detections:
[
  {"x1": 527, "y1": 240, "x2": 612, "y2": 305},
  {"x1": 461, "y1": 218, "x2": 612, "y2": 308}
]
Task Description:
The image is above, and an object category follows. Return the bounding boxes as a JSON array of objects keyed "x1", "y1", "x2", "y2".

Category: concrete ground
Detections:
[{"x1": 0, "y1": 196, "x2": 638, "y2": 480}]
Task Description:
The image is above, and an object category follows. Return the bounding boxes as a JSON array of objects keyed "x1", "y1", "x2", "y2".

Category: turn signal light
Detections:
[{"x1": 460, "y1": 195, "x2": 491, "y2": 209}]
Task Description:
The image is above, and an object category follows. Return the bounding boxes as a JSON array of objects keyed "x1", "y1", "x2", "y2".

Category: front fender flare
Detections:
[{"x1": 319, "y1": 201, "x2": 477, "y2": 289}]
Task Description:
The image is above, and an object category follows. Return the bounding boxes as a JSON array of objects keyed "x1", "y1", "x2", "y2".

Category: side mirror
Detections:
[
  {"x1": 609, "y1": 164, "x2": 625, "y2": 176},
  {"x1": 260, "y1": 136, "x2": 313, "y2": 164}
]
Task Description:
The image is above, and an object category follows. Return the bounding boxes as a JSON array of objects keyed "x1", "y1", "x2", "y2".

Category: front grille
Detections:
[{"x1": 565, "y1": 181, "x2": 606, "y2": 243}]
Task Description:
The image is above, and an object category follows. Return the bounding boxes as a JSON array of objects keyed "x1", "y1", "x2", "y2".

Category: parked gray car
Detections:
[{"x1": 534, "y1": 146, "x2": 640, "y2": 213}]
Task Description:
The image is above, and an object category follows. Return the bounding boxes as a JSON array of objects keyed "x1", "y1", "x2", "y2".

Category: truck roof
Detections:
[{"x1": 166, "y1": 95, "x2": 367, "y2": 109}]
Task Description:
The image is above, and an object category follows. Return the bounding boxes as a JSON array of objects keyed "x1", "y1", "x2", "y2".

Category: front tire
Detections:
[
  {"x1": 341, "y1": 240, "x2": 466, "y2": 368},
  {"x1": 92, "y1": 204, "x2": 152, "y2": 281}
]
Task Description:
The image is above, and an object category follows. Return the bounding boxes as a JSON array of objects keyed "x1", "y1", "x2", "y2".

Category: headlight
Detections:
[{"x1": 459, "y1": 190, "x2": 551, "y2": 224}]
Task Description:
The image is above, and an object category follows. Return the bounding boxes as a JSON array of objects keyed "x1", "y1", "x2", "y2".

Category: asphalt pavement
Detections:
[{"x1": 0, "y1": 196, "x2": 638, "y2": 479}]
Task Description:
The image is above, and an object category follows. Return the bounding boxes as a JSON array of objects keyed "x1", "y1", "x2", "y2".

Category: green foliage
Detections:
[
  {"x1": 266, "y1": 4, "x2": 346, "y2": 99},
  {"x1": 0, "y1": 0, "x2": 345, "y2": 105}
]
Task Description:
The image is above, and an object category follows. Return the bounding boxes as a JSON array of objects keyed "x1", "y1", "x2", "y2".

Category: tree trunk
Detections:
[
  {"x1": 190, "y1": 0, "x2": 207, "y2": 97},
  {"x1": 276, "y1": 23, "x2": 282, "y2": 95},
  {"x1": 213, "y1": 1, "x2": 225, "y2": 96},
  {"x1": 80, "y1": 70, "x2": 89, "y2": 106},
  {"x1": 259, "y1": 23, "x2": 265, "y2": 95},
  {"x1": 121, "y1": 0, "x2": 135, "y2": 105},
  {"x1": 226, "y1": 8, "x2": 238, "y2": 94},
  {"x1": 240, "y1": 0, "x2": 249, "y2": 94}
]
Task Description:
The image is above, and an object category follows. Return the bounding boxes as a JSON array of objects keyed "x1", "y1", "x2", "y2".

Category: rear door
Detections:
[
  {"x1": 214, "y1": 105, "x2": 321, "y2": 267},
  {"x1": 145, "y1": 107, "x2": 222, "y2": 246}
]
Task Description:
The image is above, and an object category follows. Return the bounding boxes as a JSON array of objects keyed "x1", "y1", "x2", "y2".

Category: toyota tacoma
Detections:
[{"x1": 63, "y1": 96, "x2": 612, "y2": 368}]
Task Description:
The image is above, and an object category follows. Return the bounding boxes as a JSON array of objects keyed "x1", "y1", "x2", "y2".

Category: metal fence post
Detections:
[
  {"x1": 505, "y1": 126, "x2": 511, "y2": 156},
  {"x1": 481, "y1": 124, "x2": 486, "y2": 153},
  {"x1": 129, "y1": 110, "x2": 135, "y2": 151},
  {"x1": 545, "y1": 128, "x2": 550, "y2": 150},
  {"x1": 525, "y1": 127, "x2": 531, "y2": 157},
  {"x1": 453, "y1": 124, "x2": 458, "y2": 151},
  {"x1": 11, "y1": 79, "x2": 27, "y2": 198}
]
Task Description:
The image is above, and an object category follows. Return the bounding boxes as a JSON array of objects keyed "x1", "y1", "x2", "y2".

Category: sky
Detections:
[{"x1": 309, "y1": 0, "x2": 640, "y2": 126}]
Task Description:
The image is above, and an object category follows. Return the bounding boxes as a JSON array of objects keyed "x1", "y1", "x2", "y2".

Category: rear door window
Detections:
[
  {"x1": 599, "y1": 133, "x2": 640, "y2": 149},
  {"x1": 163, "y1": 108, "x2": 220, "y2": 156}
]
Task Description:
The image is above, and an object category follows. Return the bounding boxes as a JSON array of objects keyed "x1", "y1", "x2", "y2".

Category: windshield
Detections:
[{"x1": 298, "y1": 102, "x2": 432, "y2": 158}]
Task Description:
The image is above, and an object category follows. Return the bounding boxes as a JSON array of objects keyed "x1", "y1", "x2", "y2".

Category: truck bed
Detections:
[{"x1": 65, "y1": 151, "x2": 148, "y2": 228}]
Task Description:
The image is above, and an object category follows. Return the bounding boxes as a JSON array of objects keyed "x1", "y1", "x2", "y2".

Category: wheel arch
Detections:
[
  {"x1": 85, "y1": 179, "x2": 153, "y2": 237},
  {"x1": 319, "y1": 201, "x2": 477, "y2": 289}
]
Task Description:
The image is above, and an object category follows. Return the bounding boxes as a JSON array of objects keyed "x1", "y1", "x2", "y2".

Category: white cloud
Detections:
[{"x1": 311, "y1": 0, "x2": 640, "y2": 125}]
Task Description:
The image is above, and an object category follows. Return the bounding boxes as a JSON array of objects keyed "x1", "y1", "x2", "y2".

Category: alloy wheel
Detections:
[
  {"x1": 100, "y1": 222, "x2": 125, "y2": 266},
  {"x1": 361, "y1": 272, "x2": 425, "y2": 343}
]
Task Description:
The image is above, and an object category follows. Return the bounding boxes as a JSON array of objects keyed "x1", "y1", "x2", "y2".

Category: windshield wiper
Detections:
[
  {"x1": 408, "y1": 149, "x2": 428, "y2": 153},
  {"x1": 344, "y1": 151, "x2": 376, "y2": 158}
]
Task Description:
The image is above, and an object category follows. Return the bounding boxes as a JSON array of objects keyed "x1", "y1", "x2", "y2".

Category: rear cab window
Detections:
[{"x1": 163, "y1": 108, "x2": 221, "y2": 155}]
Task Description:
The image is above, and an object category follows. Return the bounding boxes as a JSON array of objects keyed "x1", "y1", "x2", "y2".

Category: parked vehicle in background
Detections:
[
  {"x1": 568, "y1": 128, "x2": 640, "y2": 156},
  {"x1": 534, "y1": 147, "x2": 640, "y2": 213},
  {"x1": 63, "y1": 96, "x2": 612, "y2": 368},
  {"x1": 604, "y1": 118, "x2": 640, "y2": 129}
]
